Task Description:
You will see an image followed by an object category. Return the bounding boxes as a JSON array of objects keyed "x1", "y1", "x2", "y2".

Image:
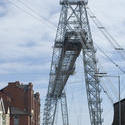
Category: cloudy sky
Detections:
[{"x1": 0, "y1": 0, "x2": 125, "y2": 125}]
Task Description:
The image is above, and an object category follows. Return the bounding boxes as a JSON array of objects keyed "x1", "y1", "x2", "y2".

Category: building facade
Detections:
[
  {"x1": 0, "y1": 81, "x2": 40, "y2": 125},
  {"x1": 0, "y1": 97, "x2": 10, "y2": 125},
  {"x1": 112, "y1": 99, "x2": 125, "y2": 125},
  {"x1": 0, "y1": 98, "x2": 5, "y2": 125}
]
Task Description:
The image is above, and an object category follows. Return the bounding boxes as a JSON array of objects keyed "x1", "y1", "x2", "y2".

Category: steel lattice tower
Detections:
[{"x1": 43, "y1": 0, "x2": 103, "y2": 125}]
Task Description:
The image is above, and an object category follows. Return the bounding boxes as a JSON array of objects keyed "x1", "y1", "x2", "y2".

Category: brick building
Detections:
[
  {"x1": 112, "y1": 99, "x2": 125, "y2": 125},
  {"x1": 0, "y1": 81, "x2": 40, "y2": 125}
]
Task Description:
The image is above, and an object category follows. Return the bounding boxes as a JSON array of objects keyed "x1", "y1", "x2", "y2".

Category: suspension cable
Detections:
[
  {"x1": 95, "y1": 43, "x2": 125, "y2": 74},
  {"x1": 16, "y1": 0, "x2": 57, "y2": 27},
  {"x1": 87, "y1": 7, "x2": 125, "y2": 60},
  {"x1": 6, "y1": 0, "x2": 56, "y2": 29},
  {"x1": 98, "y1": 63, "x2": 118, "y2": 101}
]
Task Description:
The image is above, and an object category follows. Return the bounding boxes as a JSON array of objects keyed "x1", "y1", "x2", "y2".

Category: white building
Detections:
[
  {"x1": 0, "y1": 98, "x2": 5, "y2": 125},
  {"x1": 0, "y1": 98, "x2": 10, "y2": 125}
]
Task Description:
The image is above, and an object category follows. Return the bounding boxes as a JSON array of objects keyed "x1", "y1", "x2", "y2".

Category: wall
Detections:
[{"x1": 112, "y1": 99, "x2": 125, "y2": 125}]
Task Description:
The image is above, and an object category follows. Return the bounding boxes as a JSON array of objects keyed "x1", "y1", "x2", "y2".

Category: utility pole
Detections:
[
  {"x1": 118, "y1": 76, "x2": 121, "y2": 125},
  {"x1": 95, "y1": 73, "x2": 121, "y2": 125}
]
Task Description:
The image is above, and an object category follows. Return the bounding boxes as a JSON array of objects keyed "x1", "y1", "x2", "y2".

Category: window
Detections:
[{"x1": 14, "y1": 117, "x2": 19, "y2": 125}]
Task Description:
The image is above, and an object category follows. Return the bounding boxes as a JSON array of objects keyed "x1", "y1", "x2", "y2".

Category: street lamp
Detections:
[{"x1": 95, "y1": 73, "x2": 121, "y2": 125}]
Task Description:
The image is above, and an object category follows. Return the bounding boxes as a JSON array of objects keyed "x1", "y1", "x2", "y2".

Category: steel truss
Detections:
[
  {"x1": 43, "y1": 0, "x2": 103, "y2": 125},
  {"x1": 61, "y1": 92, "x2": 69, "y2": 125}
]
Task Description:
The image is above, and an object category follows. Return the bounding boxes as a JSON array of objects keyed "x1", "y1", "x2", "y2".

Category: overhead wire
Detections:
[
  {"x1": 6, "y1": 0, "x2": 56, "y2": 29},
  {"x1": 98, "y1": 63, "x2": 119, "y2": 102},
  {"x1": 87, "y1": 7, "x2": 125, "y2": 60},
  {"x1": 88, "y1": 7, "x2": 122, "y2": 48},
  {"x1": 16, "y1": 0, "x2": 57, "y2": 27},
  {"x1": 87, "y1": 7, "x2": 121, "y2": 48},
  {"x1": 94, "y1": 42, "x2": 125, "y2": 74},
  {"x1": 100, "y1": 82, "x2": 114, "y2": 105},
  {"x1": 7, "y1": 0, "x2": 44, "y2": 22}
]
